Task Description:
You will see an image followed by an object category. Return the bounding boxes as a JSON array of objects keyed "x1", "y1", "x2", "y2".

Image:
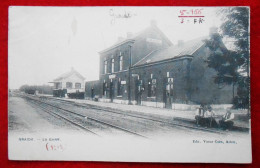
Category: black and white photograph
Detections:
[{"x1": 8, "y1": 6, "x2": 251, "y2": 163}]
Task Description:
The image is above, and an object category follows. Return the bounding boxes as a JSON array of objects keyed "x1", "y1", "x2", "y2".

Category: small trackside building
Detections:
[
  {"x1": 52, "y1": 68, "x2": 85, "y2": 99},
  {"x1": 85, "y1": 22, "x2": 234, "y2": 109}
]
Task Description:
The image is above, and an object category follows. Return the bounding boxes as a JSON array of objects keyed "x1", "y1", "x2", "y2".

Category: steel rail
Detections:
[
  {"x1": 45, "y1": 97, "x2": 225, "y2": 134},
  {"x1": 25, "y1": 95, "x2": 148, "y2": 138},
  {"x1": 29, "y1": 100, "x2": 100, "y2": 136}
]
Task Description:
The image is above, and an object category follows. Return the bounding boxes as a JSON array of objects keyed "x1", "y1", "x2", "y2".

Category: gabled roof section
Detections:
[
  {"x1": 151, "y1": 25, "x2": 173, "y2": 46},
  {"x1": 133, "y1": 36, "x2": 208, "y2": 66},
  {"x1": 53, "y1": 68, "x2": 85, "y2": 82},
  {"x1": 99, "y1": 23, "x2": 173, "y2": 54},
  {"x1": 99, "y1": 39, "x2": 135, "y2": 54}
]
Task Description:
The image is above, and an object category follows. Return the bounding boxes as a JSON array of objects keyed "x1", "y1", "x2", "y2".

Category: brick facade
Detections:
[{"x1": 85, "y1": 24, "x2": 234, "y2": 108}]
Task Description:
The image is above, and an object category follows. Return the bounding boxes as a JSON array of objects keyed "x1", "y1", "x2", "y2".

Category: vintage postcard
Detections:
[{"x1": 8, "y1": 6, "x2": 251, "y2": 163}]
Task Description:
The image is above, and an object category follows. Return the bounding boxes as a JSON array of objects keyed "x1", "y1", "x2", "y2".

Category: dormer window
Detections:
[{"x1": 146, "y1": 59, "x2": 151, "y2": 63}]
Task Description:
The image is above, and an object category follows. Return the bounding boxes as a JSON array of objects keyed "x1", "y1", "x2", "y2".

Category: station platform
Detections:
[{"x1": 49, "y1": 96, "x2": 250, "y2": 130}]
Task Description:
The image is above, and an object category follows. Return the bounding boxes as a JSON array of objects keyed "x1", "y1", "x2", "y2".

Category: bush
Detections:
[{"x1": 19, "y1": 84, "x2": 53, "y2": 95}]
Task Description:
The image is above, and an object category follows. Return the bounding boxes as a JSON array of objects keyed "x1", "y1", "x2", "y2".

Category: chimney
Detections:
[
  {"x1": 209, "y1": 26, "x2": 218, "y2": 37},
  {"x1": 150, "y1": 20, "x2": 157, "y2": 27},
  {"x1": 127, "y1": 32, "x2": 133, "y2": 38},
  {"x1": 177, "y1": 40, "x2": 184, "y2": 47}
]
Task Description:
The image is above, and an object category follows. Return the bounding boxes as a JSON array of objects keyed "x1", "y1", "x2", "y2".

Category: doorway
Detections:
[
  {"x1": 91, "y1": 87, "x2": 94, "y2": 99},
  {"x1": 109, "y1": 80, "x2": 114, "y2": 102},
  {"x1": 135, "y1": 79, "x2": 143, "y2": 105}
]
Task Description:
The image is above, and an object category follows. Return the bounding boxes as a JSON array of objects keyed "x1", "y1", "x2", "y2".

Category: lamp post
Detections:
[{"x1": 128, "y1": 42, "x2": 134, "y2": 105}]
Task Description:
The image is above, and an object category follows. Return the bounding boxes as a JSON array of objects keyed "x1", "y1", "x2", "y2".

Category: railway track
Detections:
[
  {"x1": 35, "y1": 95, "x2": 226, "y2": 135},
  {"x1": 50, "y1": 96, "x2": 226, "y2": 134},
  {"x1": 51, "y1": 97, "x2": 250, "y2": 133},
  {"x1": 23, "y1": 94, "x2": 148, "y2": 138},
  {"x1": 29, "y1": 100, "x2": 100, "y2": 136}
]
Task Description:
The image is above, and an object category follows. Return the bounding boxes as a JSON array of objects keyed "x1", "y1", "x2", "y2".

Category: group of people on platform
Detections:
[{"x1": 195, "y1": 104, "x2": 235, "y2": 130}]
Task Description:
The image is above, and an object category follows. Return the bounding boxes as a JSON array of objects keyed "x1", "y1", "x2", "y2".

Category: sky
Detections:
[{"x1": 8, "y1": 6, "x2": 224, "y2": 89}]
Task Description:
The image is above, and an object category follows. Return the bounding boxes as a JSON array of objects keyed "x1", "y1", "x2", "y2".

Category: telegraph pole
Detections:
[{"x1": 128, "y1": 43, "x2": 133, "y2": 105}]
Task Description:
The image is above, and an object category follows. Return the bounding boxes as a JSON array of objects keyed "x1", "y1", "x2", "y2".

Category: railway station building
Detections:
[
  {"x1": 51, "y1": 68, "x2": 85, "y2": 98},
  {"x1": 85, "y1": 21, "x2": 234, "y2": 109}
]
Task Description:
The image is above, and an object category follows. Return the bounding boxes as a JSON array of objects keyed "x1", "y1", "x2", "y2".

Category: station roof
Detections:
[
  {"x1": 53, "y1": 68, "x2": 85, "y2": 82},
  {"x1": 133, "y1": 36, "x2": 208, "y2": 66}
]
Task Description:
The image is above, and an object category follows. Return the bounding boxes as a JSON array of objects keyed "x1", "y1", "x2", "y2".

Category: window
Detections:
[
  {"x1": 148, "y1": 79, "x2": 156, "y2": 97},
  {"x1": 117, "y1": 78, "x2": 122, "y2": 96},
  {"x1": 111, "y1": 59, "x2": 115, "y2": 73},
  {"x1": 75, "y1": 83, "x2": 81, "y2": 89},
  {"x1": 66, "y1": 82, "x2": 73, "y2": 89},
  {"x1": 119, "y1": 56, "x2": 123, "y2": 71},
  {"x1": 55, "y1": 82, "x2": 62, "y2": 89},
  {"x1": 104, "y1": 60, "x2": 107, "y2": 74}
]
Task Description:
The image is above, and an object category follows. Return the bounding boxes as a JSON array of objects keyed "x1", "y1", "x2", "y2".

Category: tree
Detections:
[
  {"x1": 19, "y1": 84, "x2": 53, "y2": 95},
  {"x1": 220, "y1": 7, "x2": 249, "y2": 76},
  {"x1": 205, "y1": 7, "x2": 250, "y2": 110}
]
